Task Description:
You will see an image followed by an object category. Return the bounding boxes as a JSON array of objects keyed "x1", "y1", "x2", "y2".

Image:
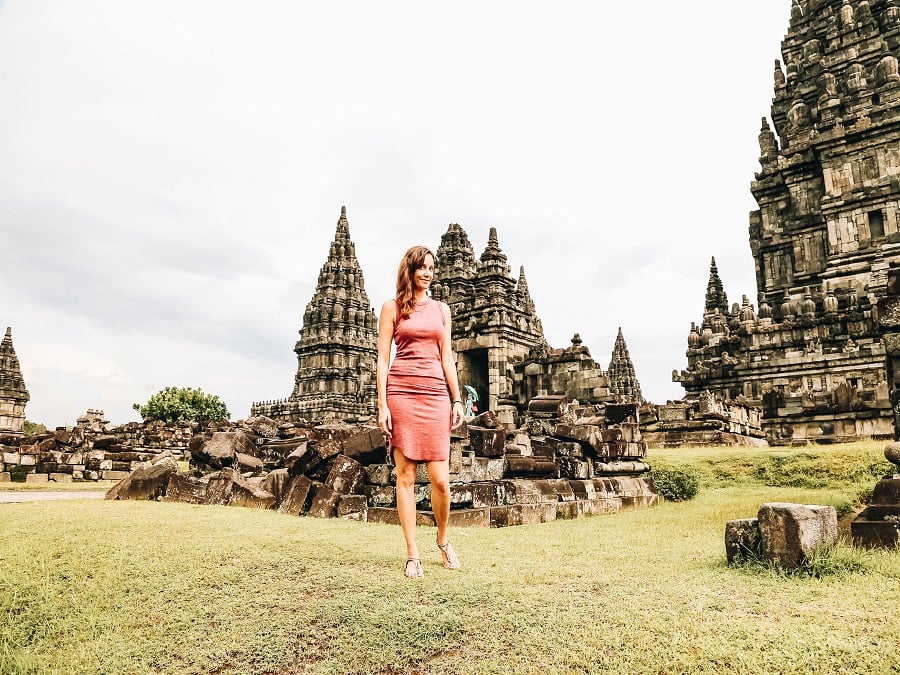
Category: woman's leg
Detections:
[
  {"x1": 394, "y1": 449, "x2": 420, "y2": 562},
  {"x1": 427, "y1": 459, "x2": 459, "y2": 568}
]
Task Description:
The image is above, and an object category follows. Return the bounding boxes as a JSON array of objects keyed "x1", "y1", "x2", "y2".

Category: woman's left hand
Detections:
[{"x1": 450, "y1": 400, "x2": 464, "y2": 430}]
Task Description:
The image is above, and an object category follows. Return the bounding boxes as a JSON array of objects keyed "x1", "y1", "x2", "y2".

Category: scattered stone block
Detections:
[
  {"x1": 471, "y1": 482, "x2": 505, "y2": 508},
  {"x1": 504, "y1": 455, "x2": 558, "y2": 477},
  {"x1": 262, "y1": 469, "x2": 291, "y2": 504},
  {"x1": 206, "y1": 468, "x2": 276, "y2": 509},
  {"x1": 342, "y1": 426, "x2": 387, "y2": 464},
  {"x1": 725, "y1": 518, "x2": 762, "y2": 563},
  {"x1": 25, "y1": 473, "x2": 48, "y2": 484},
  {"x1": 757, "y1": 502, "x2": 837, "y2": 568},
  {"x1": 324, "y1": 455, "x2": 365, "y2": 495},
  {"x1": 49, "y1": 473, "x2": 74, "y2": 483},
  {"x1": 278, "y1": 475, "x2": 313, "y2": 516},
  {"x1": 337, "y1": 494, "x2": 368, "y2": 520},
  {"x1": 163, "y1": 473, "x2": 210, "y2": 504},
  {"x1": 365, "y1": 463, "x2": 391, "y2": 486},
  {"x1": 364, "y1": 485, "x2": 396, "y2": 508},
  {"x1": 0, "y1": 472, "x2": 10, "y2": 482},
  {"x1": 469, "y1": 426, "x2": 506, "y2": 457},
  {"x1": 193, "y1": 431, "x2": 256, "y2": 469},
  {"x1": 307, "y1": 485, "x2": 340, "y2": 518},
  {"x1": 105, "y1": 457, "x2": 178, "y2": 501},
  {"x1": 236, "y1": 452, "x2": 264, "y2": 475}
]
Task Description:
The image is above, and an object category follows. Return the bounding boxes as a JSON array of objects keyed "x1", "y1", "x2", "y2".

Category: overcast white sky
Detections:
[{"x1": 1, "y1": 0, "x2": 792, "y2": 427}]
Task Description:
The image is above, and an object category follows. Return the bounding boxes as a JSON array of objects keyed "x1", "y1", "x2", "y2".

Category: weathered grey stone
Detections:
[
  {"x1": 307, "y1": 485, "x2": 340, "y2": 518},
  {"x1": 277, "y1": 474, "x2": 313, "y2": 516},
  {"x1": 471, "y1": 482, "x2": 505, "y2": 508},
  {"x1": 324, "y1": 454, "x2": 365, "y2": 495},
  {"x1": 236, "y1": 452, "x2": 264, "y2": 475},
  {"x1": 757, "y1": 502, "x2": 837, "y2": 568},
  {"x1": 725, "y1": 518, "x2": 761, "y2": 563},
  {"x1": 342, "y1": 426, "x2": 387, "y2": 464},
  {"x1": 206, "y1": 468, "x2": 276, "y2": 509},
  {"x1": 105, "y1": 457, "x2": 178, "y2": 501},
  {"x1": 262, "y1": 468, "x2": 291, "y2": 504},
  {"x1": 192, "y1": 431, "x2": 255, "y2": 469},
  {"x1": 469, "y1": 426, "x2": 506, "y2": 458},
  {"x1": 163, "y1": 473, "x2": 209, "y2": 504},
  {"x1": 504, "y1": 455, "x2": 558, "y2": 477},
  {"x1": 365, "y1": 463, "x2": 391, "y2": 486},
  {"x1": 337, "y1": 494, "x2": 367, "y2": 520}
]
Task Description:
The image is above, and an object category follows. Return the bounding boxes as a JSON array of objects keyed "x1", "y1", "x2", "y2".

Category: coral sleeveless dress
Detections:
[{"x1": 387, "y1": 298, "x2": 451, "y2": 462}]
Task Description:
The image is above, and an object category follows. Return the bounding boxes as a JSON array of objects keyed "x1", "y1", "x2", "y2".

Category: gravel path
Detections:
[{"x1": 0, "y1": 490, "x2": 107, "y2": 503}]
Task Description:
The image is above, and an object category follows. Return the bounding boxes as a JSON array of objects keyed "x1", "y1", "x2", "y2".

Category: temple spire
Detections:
[
  {"x1": 251, "y1": 206, "x2": 378, "y2": 422},
  {"x1": 0, "y1": 326, "x2": 30, "y2": 435},
  {"x1": 608, "y1": 327, "x2": 643, "y2": 404},
  {"x1": 704, "y1": 256, "x2": 729, "y2": 318}
]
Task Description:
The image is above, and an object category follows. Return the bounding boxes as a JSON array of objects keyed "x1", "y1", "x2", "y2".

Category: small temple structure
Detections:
[
  {"x1": 253, "y1": 210, "x2": 645, "y2": 424},
  {"x1": 251, "y1": 207, "x2": 379, "y2": 422},
  {"x1": 675, "y1": 0, "x2": 900, "y2": 444},
  {"x1": 0, "y1": 327, "x2": 30, "y2": 436}
]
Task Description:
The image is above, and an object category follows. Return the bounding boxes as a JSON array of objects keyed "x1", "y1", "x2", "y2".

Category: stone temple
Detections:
[
  {"x1": 254, "y1": 207, "x2": 645, "y2": 424},
  {"x1": 0, "y1": 327, "x2": 29, "y2": 436},
  {"x1": 675, "y1": 0, "x2": 900, "y2": 444},
  {"x1": 252, "y1": 207, "x2": 379, "y2": 422}
]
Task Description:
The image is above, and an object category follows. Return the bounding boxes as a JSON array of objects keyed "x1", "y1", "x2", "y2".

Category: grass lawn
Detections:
[{"x1": 1, "y1": 442, "x2": 898, "y2": 674}]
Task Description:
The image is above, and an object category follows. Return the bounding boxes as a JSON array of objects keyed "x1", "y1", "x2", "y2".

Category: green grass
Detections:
[{"x1": 0, "y1": 443, "x2": 898, "y2": 674}]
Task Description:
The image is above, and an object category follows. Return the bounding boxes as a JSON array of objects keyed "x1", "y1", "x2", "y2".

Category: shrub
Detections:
[
  {"x1": 650, "y1": 465, "x2": 701, "y2": 502},
  {"x1": 133, "y1": 387, "x2": 230, "y2": 424},
  {"x1": 22, "y1": 420, "x2": 47, "y2": 435}
]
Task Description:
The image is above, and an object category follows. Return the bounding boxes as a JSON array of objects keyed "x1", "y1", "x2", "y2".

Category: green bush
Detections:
[
  {"x1": 22, "y1": 420, "x2": 47, "y2": 436},
  {"x1": 133, "y1": 386, "x2": 230, "y2": 424},
  {"x1": 650, "y1": 465, "x2": 701, "y2": 502}
]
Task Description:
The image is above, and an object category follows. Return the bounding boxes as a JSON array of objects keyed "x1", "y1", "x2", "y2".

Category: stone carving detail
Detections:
[
  {"x1": 675, "y1": 0, "x2": 900, "y2": 445},
  {"x1": 0, "y1": 327, "x2": 29, "y2": 436}
]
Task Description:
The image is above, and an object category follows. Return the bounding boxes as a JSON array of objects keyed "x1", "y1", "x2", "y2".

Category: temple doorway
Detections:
[{"x1": 457, "y1": 348, "x2": 489, "y2": 413}]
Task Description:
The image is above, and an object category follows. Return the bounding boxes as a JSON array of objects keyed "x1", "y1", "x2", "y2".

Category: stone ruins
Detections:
[
  {"x1": 0, "y1": 403, "x2": 658, "y2": 526},
  {"x1": 253, "y1": 206, "x2": 647, "y2": 428},
  {"x1": 0, "y1": 327, "x2": 29, "y2": 436},
  {"x1": 117, "y1": 401, "x2": 657, "y2": 527},
  {"x1": 251, "y1": 206, "x2": 379, "y2": 422},
  {"x1": 675, "y1": 0, "x2": 900, "y2": 445}
]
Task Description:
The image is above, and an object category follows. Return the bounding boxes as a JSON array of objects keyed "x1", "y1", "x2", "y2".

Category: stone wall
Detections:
[
  {"x1": 642, "y1": 392, "x2": 768, "y2": 448},
  {"x1": 0, "y1": 419, "x2": 195, "y2": 483}
]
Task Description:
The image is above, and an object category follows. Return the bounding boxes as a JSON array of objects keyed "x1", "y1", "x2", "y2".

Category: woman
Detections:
[{"x1": 377, "y1": 245, "x2": 464, "y2": 578}]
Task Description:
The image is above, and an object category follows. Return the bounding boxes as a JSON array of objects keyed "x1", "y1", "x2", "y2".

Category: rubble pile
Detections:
[{"x1": 104, "y1": 396, "x2": 658, "y2": 528}]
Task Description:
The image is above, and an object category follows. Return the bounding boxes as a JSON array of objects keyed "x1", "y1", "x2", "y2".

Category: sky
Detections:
[{"x1": 1, "y1": 0, "x2": 793, "y2": 427}]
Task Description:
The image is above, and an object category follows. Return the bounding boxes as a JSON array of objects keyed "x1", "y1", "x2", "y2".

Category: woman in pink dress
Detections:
[{"x1": 377, "y1": 245, "x2": 464, "y2": 578}]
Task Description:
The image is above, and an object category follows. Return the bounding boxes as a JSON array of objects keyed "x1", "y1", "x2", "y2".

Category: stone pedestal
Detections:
[{"x1": 851, "y1": 443, "x2": 900, "y2": 548}]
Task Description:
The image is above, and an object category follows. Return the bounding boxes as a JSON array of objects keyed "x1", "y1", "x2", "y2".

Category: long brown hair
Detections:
[{"x1": 395, "y1": 245, "x2": 434, "y2": 319}]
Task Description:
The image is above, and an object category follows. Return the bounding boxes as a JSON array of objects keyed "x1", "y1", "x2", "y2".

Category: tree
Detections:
[
  {"x1": 22, "y1": 420, "x2": 47, "y2": 436},
  {"x1": 133, "y1": 387, "x2": 230, "y2": 424}
]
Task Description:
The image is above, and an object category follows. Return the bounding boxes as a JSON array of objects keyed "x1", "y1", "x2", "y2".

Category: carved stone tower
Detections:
[
  {"x1": 608, "y1": 328, "x2": 643, "y2": 404},
  {"x1": 432, "y1": 226, "x2": 547, "y2": 411},
  {"x1": 0, "y1": 327, "x2": 30, "y2": 435},
  {"x1": 676, "y1": 0, "x2": 900, "y2": 443},
  {"x1": 251, "y1": 206, "x2": 378, "y2": 422}
]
